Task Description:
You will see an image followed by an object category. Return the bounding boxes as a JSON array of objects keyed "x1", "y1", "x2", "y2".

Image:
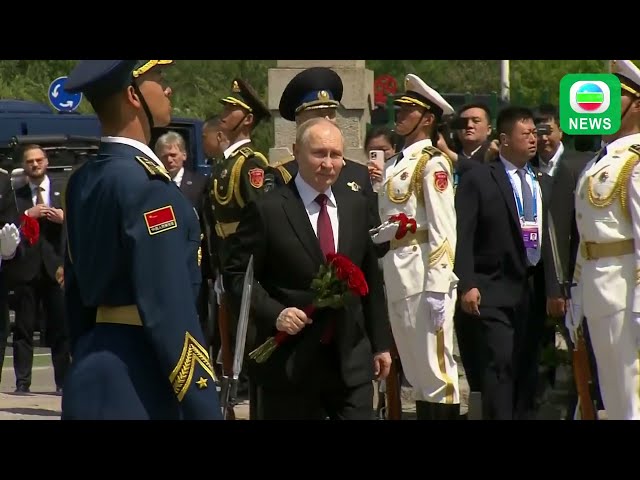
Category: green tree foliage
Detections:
[{"x1": 0, "y1": 60, "x2": 629, "y2": 152}]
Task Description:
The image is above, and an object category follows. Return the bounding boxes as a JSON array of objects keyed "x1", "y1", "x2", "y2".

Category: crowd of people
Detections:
[{"x1": 1, "y1": 59, "x2": 639, "y2": 421}]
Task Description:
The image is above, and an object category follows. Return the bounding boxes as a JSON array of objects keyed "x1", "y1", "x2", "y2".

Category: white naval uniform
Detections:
[
  {"x1": 573, "y1": 133, "x2": 640, "y2": 420},
  {"x1": 378, "y1": 138, "x2": 459, "y2": 404}
]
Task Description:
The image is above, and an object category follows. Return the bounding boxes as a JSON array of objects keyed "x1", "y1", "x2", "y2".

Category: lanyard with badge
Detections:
[{"x1": 508, "y1": 166, "x2": 538, "y2": 249}]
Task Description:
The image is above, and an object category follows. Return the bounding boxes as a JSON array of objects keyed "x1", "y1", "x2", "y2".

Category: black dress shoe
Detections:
[{"x1": 15, "y1": 385, "x2": 30, "y2": 393}]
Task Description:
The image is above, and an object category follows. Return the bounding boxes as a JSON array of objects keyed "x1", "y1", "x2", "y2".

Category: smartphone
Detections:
[
  {"x1": 368, "y1": 150, "x2": 385, "y2": 192},
  {"x1": 368, "y1": 150, "x2": 385, "y2": 170}
]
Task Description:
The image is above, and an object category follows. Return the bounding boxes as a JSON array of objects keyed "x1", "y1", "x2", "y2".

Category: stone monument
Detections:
[{"x1": 267, "y1": 60, "x2": 374, "y2": 165}]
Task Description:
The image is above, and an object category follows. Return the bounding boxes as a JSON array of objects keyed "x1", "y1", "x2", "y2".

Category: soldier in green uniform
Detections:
[{"x1": 204, "y1": 78, "x2": 284, "y2": 418}]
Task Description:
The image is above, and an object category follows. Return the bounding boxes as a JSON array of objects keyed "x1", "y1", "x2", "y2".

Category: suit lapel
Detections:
[
  {"x1": 489, "y1": 160, "x2": 521, "y2": 231},
  {"x1": 332, "y1": 183, "x2": 352, "y2": 257},
  {"x1": 16, "y1": 184, "x2": 32, "y2": 212},
  {"x1": 282, "y1": 182, "x2": 325, "y2": 265},
  {"x1": 532, "y1": 167, "x2": 551, "y2": 206},
  {"x1": 50, "y1": 180, "x2": 62, "y2": 209}
]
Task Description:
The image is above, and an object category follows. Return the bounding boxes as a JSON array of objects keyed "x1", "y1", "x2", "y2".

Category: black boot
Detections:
[{"x1": 415, "y1": 400, "x2": 433, "y2": 420}]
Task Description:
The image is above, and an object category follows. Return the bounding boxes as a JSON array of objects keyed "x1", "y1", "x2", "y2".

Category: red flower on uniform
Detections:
[
  {"x1": 19, "y1": 214, "x2": 39, "y2": 246},
  {"x1": 249, "y1": 253, "x2": 369, "y2": 363}
]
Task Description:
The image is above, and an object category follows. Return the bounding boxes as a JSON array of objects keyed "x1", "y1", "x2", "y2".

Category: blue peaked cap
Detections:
[{"x1": 64, "y1": 60, "x2": 174, "y2": 102}]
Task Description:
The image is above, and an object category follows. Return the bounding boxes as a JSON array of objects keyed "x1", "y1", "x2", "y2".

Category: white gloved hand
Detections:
[
  {"x1": 0, "y1": 223, "x2": 20, "y2": 259},
  {"x1": 213, "y1": 274, "x2": 224, "y2": 306},
  {"x1": 565, "y1": 297, "x2": 583, "y2": 346},
  {"x1": 370, "y1": 221, "x2": 399, "y2": 245},
  {"x1": 425, "y1": 292, "x2": 446, "y2": 332}
]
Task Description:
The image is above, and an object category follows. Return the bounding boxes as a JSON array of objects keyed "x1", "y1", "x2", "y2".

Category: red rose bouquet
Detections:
[
  {"x1": 19, "y1": 214, "x2": 39, "y2": 246},
  {"x1": 248, "y1": 253, "x2": 369, "y2": 364}
]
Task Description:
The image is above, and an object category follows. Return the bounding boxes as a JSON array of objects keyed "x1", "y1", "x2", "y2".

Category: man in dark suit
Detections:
[
  {"x1": 276, "y1": 67, "x2": 383, "y2": 250},
  {"x1": 223, "y1": 118, "x2": 392, "y2": 419},
  {"x1": 154, "y1": 131, "x2": 213, "y2": 342},
  {"x1": 2, "y1": 144, "x2": 70, "y2": 393},
  {"x1": 454, "y1": 106, "x2": 552, "y2": 420}
]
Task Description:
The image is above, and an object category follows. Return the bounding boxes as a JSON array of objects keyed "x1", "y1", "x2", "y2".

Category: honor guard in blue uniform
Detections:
[{"x1": 60, "y1": 60, "x2": 222, "y2": 420}]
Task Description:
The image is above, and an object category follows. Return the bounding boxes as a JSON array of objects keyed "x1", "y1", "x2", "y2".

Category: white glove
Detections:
[
  {"x1": 0, "y1": 223, "x2": 20, "y2": 259},
  {"x1": 370, "y1": 221, "x2": 399, "y2": 245},
  {"x1": 565, "y1": 297, "x2": 583, "y2": 346},
  {"x1": 425, "y1": 292, "x2": 446, "y2": 332},
  {"x1": 214, "y1": 274, "x2": 224, "y2": 306}
]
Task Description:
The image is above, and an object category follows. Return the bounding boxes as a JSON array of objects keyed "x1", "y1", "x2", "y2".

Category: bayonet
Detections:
[
  {"x1": 547, "y1": 211, "x2": 596, "y2": 420},
  {"x1": 220, "y1": 255, "x2": 254, "y2": 419}
]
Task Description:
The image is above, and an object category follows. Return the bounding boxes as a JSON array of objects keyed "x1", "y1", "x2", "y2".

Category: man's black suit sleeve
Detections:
[
  {"x1": 223, "y1": 200, "x2": 285, "y2": 330},
  {"x1": 454, "y1": 170, "x2": 480, "y2": 294}
]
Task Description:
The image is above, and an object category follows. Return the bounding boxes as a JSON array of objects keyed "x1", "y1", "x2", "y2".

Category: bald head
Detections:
[{"x1": 294, "y1": 118, "x2": 344, "y2": 193}]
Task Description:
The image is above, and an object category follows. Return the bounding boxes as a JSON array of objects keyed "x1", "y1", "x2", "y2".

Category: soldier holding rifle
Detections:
[{"x1": 569, "y1": 59, "x2": 640, "y2": 420}]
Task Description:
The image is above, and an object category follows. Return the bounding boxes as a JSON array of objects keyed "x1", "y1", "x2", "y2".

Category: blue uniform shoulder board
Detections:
[{"x1": 135, "y1": 156, "x2": 171, "y2": 181}]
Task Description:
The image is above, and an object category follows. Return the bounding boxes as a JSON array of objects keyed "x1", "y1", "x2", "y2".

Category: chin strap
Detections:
[{"x1": 132, "y1": 81, "x2": 154, "y2": 130}]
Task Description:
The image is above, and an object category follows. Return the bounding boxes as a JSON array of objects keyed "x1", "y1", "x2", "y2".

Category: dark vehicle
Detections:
[{"x1": 0, "y1": 100, "x2": 210, "y2": 176}]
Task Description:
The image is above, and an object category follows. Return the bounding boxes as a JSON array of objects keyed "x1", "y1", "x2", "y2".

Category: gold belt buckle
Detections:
[{"x1": 581, "y1": 242, "x2": 594, "y2": 260}]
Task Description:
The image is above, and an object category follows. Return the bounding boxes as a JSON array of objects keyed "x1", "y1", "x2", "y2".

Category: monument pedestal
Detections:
[{"x1": 267, "y1": 60, "x2": 374, "y2": 165}]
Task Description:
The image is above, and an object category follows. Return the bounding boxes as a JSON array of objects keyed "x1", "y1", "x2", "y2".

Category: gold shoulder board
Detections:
[
  {"x1": 135, "y1": 156, "x2": 171, "y2": 181},
  {"x1": 629, "y1": 144, "x2": 640, "y2": 156},
  {"x1": 239, "y1": 146, "x2": 255, "y2": 158}
]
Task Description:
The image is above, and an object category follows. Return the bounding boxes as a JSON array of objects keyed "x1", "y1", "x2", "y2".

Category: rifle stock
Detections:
[
  {"x1": 572, "y1": 330, "x2": 597, "y2": 420},
  {"x1": 218, "y1": 294, "x2": 236, "y2": 420},
  {"x1": 384, "y1": 341, "x2": 403, "y2": 420}
]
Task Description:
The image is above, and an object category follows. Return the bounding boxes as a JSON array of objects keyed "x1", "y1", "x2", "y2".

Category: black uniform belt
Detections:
[
  {"x1": 96, "y1": 305, "x2": 143, "y2": 327},
  {"x1": 215, "y1": 221, "x2": 239, "y2": 238}
]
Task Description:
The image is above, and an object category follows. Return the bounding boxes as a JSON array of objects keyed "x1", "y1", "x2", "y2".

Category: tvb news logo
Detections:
[{"x1": 560, "y1": 74, "x2": 621, "y2": 135}]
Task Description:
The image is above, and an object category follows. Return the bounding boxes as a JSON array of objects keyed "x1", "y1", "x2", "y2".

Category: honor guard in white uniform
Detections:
[
  {"x1": 371, "y1": 74, "x2": 459, "y2": 420},
  {"x1": 569, "y1": 59, "x2": 640, "y2": 420}
]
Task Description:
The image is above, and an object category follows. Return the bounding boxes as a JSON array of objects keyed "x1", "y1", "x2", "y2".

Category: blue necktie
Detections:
[{"x1": 516, "y1": 169, "x2": 534, "y2": 221}]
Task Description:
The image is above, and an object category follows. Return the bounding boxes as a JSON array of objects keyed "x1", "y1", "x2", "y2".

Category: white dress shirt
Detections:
[
  {"x1": 538, "y1": 142, "x2": 564, "y2": 177},
  {"x1": 500, "y1": 156, "x2": 543, "y2": 266},
  {"x1": 173, "y1": 167, "x2": 185, "y2": 187},
  {"x1": 295, "y1": 174, "x2": 339, "y2": 253},
  {"x1": 29, "y1": 175, "x2": 51, "y2": 206}
]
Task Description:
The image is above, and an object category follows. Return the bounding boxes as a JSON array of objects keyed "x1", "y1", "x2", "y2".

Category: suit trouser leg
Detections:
[
  {"x1": 13, "y1": 282, "x2": 37, "y2": 389},
  {"x1": 389, "y1": 292, "x2": 459, "y2": 409},
  {"x1": 0, "y1": 295, "x2": 8, "y2": 379},
  {"x1": 586, "y1": 311, "x2": 640, "y2": 420},
  {"x1": 477, "y1": 306, "x2": 517, "y2": 420}
]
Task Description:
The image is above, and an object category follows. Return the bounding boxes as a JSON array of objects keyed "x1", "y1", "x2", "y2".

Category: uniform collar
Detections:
[
  {"x1": 224, "y1": 138, "x2": 251, "y2": 159},
  {"x1": 101, "y1": 136, "x2": 164, "y2": 168}
]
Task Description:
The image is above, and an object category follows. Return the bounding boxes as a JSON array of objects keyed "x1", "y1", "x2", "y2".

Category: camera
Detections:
[{"x1": 536, "y1": 123, "x2": 551, "y2": 136}]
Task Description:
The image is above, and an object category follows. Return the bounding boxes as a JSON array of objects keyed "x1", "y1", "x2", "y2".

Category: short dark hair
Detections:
[
  {"x1": 364, "y1": 125, "x2": 398, "y2": 150},
  {"x1": 203, "y1": 114, "x2": 222, "y2": 130},
  {"x1": 496, "y1": 106, "x2": 535, "y2": 135},
  {"x1": 459, "y1": 103, "x2": 492, "y2": 123},
  {"x1": 534, "y1": 103, "x2": 559, "y2": 125}
]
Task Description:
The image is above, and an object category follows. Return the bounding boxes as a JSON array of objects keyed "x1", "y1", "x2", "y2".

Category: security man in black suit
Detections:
[
  {"x1": 0, "y1": 169, "x2": 17, "y2": 379},
  {"x1": 454, "y1": 106, "x2": 553, "y2": 420},
  {"x1": 2, "y1": 145, "x2": 70, "y2": 393},
  {"x1": 276, "y1": 67, "x2": 383, "y2": 249}
]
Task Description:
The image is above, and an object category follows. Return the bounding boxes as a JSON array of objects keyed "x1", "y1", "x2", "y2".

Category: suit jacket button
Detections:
[{"x1": 412, "y1": 245, "x2": 417, "y2": 252}]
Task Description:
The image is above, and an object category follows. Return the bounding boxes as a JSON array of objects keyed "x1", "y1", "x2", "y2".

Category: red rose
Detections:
[
  {"x1": 347, "y1": 269, "x2": 369, "y2": 296},
  {"x1": 19, "y1": 214, "x2": 39, "y2": 246}
]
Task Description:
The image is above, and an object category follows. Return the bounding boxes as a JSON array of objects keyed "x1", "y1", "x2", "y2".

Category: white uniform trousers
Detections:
[
  {"x1": 388, "y1": 291, "x2": 459, "y2": 404},
  {"x1": 587, "y1": 310, "x2": 640, "y2": 420}
]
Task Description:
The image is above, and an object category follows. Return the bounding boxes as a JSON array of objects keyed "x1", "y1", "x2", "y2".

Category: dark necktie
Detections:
[
  {"x1": 394, "y1": 151, "x2": 405, "y2": 166},
  {"x1": 516, "y1": 169, "x2": 535, "y2": 222},
  {"x1": 595, "y1": 146, "x2": 608, "y2": 164},
  {"x1": 315, "y1": 194, "x2": 335, "y2": 257},
  {"x1": 35, "y1": 186, "x2": 45, "y2": 205}
]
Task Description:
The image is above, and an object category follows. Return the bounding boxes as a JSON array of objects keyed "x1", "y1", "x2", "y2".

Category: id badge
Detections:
[{"x1": 522, "y1": 221, "x2": 539, "y2": 249}]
